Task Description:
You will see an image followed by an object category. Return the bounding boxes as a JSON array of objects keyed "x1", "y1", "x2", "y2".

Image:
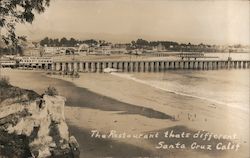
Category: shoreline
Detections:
[{"x1": 110, "y1": 72, "x2": 249, "y2": 112}]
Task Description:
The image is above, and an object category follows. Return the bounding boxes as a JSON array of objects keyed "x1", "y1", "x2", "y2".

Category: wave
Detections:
[{"x1": 111, "y1": 72, "x2": 249, "y2": 112}]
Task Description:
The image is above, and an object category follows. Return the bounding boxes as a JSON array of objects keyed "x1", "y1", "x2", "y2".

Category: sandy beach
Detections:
[{"x1": 1, "y1": 69, "x2": 249, "y2": 158}]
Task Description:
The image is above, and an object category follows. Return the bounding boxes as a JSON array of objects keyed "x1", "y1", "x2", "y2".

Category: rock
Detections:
[
  {"x1": 0, "y1": 86, "x2": 80, "y2": 158},
  {"x1": 69, "y1": 136, "x2": 80, "y2": 157}
]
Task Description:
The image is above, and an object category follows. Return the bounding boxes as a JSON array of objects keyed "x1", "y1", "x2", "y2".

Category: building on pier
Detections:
[
  {"x1": 0, "y1": 57, "x2": 17, "y2": 68},
  {"x1": 18, "y1": 57, "x2": 53, "y2": 69}
]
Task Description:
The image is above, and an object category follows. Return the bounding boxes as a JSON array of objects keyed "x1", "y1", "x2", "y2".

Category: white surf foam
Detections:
[{"x1": 111, "y1": 72, "x2": 249, "y2": 112}]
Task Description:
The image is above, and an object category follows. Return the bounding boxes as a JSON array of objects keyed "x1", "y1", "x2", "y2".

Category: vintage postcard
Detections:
[{"x1": 0, "y1": 0, "x2": 249, "y2": 158}]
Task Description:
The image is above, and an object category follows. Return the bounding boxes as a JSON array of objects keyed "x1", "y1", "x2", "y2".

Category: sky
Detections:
[{"x1": 16, "y1": 0, "x2": 250, "y2": 45}]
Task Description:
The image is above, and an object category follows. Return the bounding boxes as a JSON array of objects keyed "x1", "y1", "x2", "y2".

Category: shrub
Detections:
[
  {"x1": 44, "y1": 86, "x2": 58, "y2": 96},
  {"x1": 0, "y1": 76, "x2": 10, "y2": 87}
]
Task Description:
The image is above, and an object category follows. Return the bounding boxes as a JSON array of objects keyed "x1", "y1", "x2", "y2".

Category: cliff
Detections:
[{"x1": 0, "y1": 84, "x2": 80, "y2": 158}]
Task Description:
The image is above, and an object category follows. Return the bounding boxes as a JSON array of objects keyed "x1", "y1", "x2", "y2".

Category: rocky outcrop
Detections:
[{"x1": 0, "y1": 86, "x2": 79, "y2": 158}]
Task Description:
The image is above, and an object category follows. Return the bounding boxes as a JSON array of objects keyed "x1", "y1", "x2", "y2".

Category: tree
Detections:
[
  {"x1": 53, "y1": 38, "x2": 59, "y2": 46},
  {"x1": 39, "y1": 47, "x2": 45, "y2": 57},
  {"x1": 0, "y1": 0, "x2": 50, "y2": 47},
  {"x1": 131, "y1": 40, "x2": 136, "y2": 46},
  {"x1": 40, "y1": 37, "x2": 49, "y2": 46},
  {"x1": 60, "y1": 37, "x2": 68, "y2": 47},
  {"x1": 69, "y1": 38, "x2": 76, "y2": 47},
  {"x1": 44, "y1": 86, "x2": 58, "y2": 96},
  {"x1": 136, "y1": 39, "x2": 149, "y2": 46},
  {"x1": 83, "y1": 39, "x2": 98, "y2": 46}
]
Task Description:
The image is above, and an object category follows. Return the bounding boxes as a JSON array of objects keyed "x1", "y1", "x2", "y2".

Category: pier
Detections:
[{"x1": 51, "y1": 60, "x2": 250, "y2": 73}]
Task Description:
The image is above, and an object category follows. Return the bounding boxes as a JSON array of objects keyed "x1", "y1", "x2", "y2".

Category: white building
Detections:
[
  {"x1": 77, "y1": 44, "x2": 90, "y2": 55},
  {"x1": 18, "y1": 56, "x2": 53, "y2": 69},
  {"x1": 0, "y1": 57, "x2": 17, "y2": 68}
]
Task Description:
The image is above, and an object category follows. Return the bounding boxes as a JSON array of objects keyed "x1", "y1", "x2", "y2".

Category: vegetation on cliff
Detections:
[
  {"x1": 0, "y1": 77, "x2": 79, "y2": 158},
  {"x1": 0, "y1": 76, "x2": 40, "y2": 104}
]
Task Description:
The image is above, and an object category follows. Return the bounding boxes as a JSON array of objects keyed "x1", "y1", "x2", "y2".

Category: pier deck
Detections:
[{"x1": 50, "y1": 59, "x2": 250, "y2": 73}]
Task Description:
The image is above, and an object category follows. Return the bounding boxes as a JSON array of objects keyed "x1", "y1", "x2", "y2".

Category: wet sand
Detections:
[{"x1": 1, "y1": 69, "x2": 249, "y2": 158}]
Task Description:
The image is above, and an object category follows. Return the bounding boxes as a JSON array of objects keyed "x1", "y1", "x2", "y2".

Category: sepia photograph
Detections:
[{"x1": 0, "y1": 0, "x2": 249, "y2": 157}]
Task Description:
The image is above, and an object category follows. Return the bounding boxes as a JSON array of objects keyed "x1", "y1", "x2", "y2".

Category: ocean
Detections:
[{"x1": 113, "y1": 69, "x2": 249, "y2": 112}]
